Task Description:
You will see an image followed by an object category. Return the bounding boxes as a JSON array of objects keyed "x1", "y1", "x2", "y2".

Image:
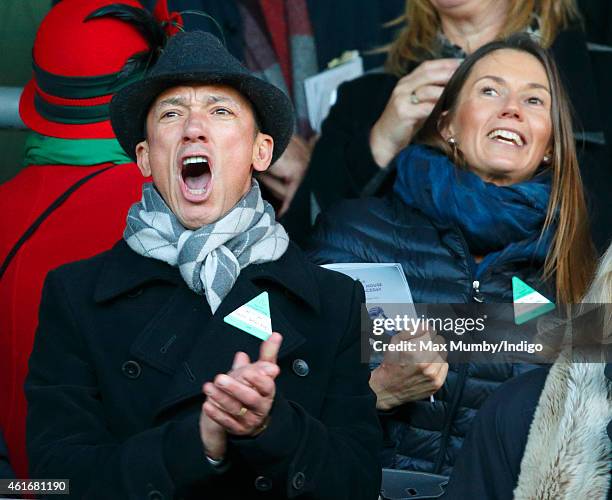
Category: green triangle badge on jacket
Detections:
[
  {"x1": 512, "y1": 277, "x2": 555, "y2": 325},
  {"x1": 224, "y1": 291, "x2": 272, "y2": 340}
]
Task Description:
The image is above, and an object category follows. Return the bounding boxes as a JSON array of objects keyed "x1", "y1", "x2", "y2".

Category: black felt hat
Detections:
[{"x1": 110, "y1": 31, "x2": 295, "y2": 163}]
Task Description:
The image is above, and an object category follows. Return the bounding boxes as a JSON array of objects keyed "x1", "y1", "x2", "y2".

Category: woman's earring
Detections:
[
  {"x1": 543, "y1": 154, "x2": 551, "y2": 164},
  {"x1": 447, "y1": 136, "x2": 460, "y2": 162}
]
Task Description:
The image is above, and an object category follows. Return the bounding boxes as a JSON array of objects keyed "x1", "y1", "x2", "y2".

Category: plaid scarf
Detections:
[
  {"x1": 238, "y1": 0, "x2": 318, "y2": 137},
  {"x1": 124, "y1": 180, "x2": 289, "y2": 313}
]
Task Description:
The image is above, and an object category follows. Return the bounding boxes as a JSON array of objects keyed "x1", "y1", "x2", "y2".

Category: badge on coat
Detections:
[
  {"x1": 224, "y1": 291, "x2": 272, "y2": 340},
  {"x1": 512, "y1": 277, "x2": 555, "y2": 325}
]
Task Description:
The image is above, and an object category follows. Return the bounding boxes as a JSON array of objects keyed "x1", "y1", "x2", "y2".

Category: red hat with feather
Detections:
[{"x1": 19, "y1": 0, "x2": 182, "y2": 139}]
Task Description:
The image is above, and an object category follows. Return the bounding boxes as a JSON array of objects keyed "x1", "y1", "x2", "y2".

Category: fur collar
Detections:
[{"x1": 514, "y1": 357, "x2": 612, "y2": 499}]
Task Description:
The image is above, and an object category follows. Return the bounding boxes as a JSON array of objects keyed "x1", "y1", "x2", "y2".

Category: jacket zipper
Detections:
[
  {"x1": 472, "y1": 280, "x2": 484, "y2": 302},
  {"x1": 433, "y1": 231, "x2": 482, "y2": 473},
  {"x1": 434, "y1": 231, "x2": 532, "y2": 472}
]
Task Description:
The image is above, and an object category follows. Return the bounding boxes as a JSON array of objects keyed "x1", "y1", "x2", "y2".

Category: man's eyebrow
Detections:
[
  {"x1": 157, "y1": 96, "x2": 187, "y2": 108},
  {"x1": 207, "y1": 94, "x2": 240, "y2": 106},
  {"x1": 156, "y1": 94, "x2": 239, "y2": 107},
  {"x1": 473, "y1": 75, "x2": 551, "y2": 94}
]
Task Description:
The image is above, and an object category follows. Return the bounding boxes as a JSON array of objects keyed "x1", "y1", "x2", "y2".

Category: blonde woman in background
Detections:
[{"x1": 288, "y1": 0, "x2": 611, "y2": 252}]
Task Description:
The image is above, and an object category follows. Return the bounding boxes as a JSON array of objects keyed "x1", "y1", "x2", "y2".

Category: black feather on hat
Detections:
[
  {"x1": 85, "y1": 3, "x2": 169, "y2": 80},
  {"x1": 110, "y1": 31, "x2": 295, "y2": 164}
]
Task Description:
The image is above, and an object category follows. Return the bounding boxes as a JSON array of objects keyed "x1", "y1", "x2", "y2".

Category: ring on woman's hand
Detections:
[
  {"x1": 237, "y1": 406, "x2": 248, "y2": 417},
  {"x1": 410, "y1": 91, "x2": 420, "y2": 105}
]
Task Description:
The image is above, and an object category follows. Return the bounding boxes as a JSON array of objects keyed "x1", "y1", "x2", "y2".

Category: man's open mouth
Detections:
[{"x1": 181, "y1": 156, "x2": 211, "y2": 195}]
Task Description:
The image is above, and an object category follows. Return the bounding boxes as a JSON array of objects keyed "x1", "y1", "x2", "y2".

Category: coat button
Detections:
[
  {"x1": 254, "y1": 475, "x2": 272, "y2": 491},
  {"x1": 292, "y1": 472, "x2": 305, "y2": 490},
  {"x1": 292, "y1": 359, "x2": 309, "y2": 377},
  {"x1": 121, "y1": 360, "x2": 141, "y2": 379},
  {"x1": 148, "y1": 490, "x2": 164, "y2": 500}
]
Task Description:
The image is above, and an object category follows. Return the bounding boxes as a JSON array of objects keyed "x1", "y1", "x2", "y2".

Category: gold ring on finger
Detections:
[{"x1": 237, "y1": 406, "x2": 248, "y2": 417}]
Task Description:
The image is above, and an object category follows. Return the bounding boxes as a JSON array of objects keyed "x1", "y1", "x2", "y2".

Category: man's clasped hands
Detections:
[{"x1": 199, "y1": 332, "x2": 283, "y2": 460}]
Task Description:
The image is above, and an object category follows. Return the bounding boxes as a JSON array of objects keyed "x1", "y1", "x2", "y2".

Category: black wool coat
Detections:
[{"x1": 25, "y1": 240, "x2": 382, "y2": 499}]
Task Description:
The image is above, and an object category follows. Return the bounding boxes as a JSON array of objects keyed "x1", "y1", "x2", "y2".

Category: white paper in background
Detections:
[
  {"x1": 322, "y1": 263, "x2": 417, "y2": 367},
  {"x1": 304, "y1": 55, "x2": 364, "y2": 133},
  {"x1": 321, "y1": 262, "x2": 417, "y2": 318}
]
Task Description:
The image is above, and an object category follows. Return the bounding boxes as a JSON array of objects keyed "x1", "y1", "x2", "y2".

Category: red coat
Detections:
[{"x1": 0, "y1": 162, "x2": 147, "y2": 478}]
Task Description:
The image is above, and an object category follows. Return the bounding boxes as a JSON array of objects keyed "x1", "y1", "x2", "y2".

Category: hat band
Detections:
[
  {"x1": 33, "y1": 62, "x2": 143, "y2": 100},
  {"x1": 34, "y1": 92, "x2": 110, "y2": 124},
  {"x1": 35, "y1": 83, "x2": 113, "y2": 107}
]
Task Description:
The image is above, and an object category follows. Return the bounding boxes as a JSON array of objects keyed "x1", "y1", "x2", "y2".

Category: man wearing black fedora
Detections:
[{"x1": 25, "y1": 31, "x2": 381, "y2": 499}]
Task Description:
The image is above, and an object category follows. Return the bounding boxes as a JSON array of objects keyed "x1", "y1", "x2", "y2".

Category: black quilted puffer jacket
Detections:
[{"x1": 306, "y1": 196, "x2": 551, "y2": 476}]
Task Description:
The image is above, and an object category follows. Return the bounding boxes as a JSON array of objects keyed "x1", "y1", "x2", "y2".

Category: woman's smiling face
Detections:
[{"x1": 442, "y1": 49, "x2": 553, "y2": 185}]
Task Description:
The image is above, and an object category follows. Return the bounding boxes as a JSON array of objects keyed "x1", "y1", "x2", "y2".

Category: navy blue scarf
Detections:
[{"x1": 394, "y1": 145, "x2": 554, "y2": 275}]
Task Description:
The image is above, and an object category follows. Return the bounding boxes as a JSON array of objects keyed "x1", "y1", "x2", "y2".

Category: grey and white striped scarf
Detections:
[{"x1": 124, "y1": 180, "x2": 289, "y2": 313}]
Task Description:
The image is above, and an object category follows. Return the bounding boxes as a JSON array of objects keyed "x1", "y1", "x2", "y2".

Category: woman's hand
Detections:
[
  {"x1": 369, "y1": 58, "x2": 462, "y2": 168},
  {"x1": 369, "y1": 328, "x2": 449, "y2": 410}
]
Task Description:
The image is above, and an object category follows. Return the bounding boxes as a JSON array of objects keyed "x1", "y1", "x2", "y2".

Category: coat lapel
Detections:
[
  {"x1": 153, "y1": 274, "x2": 308, "y2": 418},
  {"x1": 95, "y1": 241, "x2": 319, "y2": 420}
]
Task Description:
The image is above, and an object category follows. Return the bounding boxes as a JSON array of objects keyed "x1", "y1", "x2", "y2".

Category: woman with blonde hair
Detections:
[{"x1": 290, "y1": 0, "x2": 611, "y2": 251}]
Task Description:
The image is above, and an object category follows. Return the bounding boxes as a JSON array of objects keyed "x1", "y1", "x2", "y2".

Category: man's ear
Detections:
[
  {"x1": 135, "y1": 140, "x2": 151, "y2": 178},
  {"x1": 252, "y1": 132, "x2": 274, "y2": 172}
]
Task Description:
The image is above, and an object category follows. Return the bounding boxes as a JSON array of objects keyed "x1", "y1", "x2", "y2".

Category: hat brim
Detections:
[
  {"x1": 110, "y1": 72, "x2": 295, "y2": 164},
  {"x1": 19, "y1": 79, "x2": 116, "y2": 139}
]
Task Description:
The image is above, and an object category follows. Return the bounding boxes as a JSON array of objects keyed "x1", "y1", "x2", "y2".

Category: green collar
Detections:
[{"x1": 23, "y1": 133, "x2": 132, "y2": 167}]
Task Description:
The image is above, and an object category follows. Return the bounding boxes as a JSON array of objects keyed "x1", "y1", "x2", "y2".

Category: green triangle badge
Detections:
[
  {"x1": 512, "y1": 277, "x2": 555, "y2": 325},
  {"x1": 224, "y1": 291, "x2": 272, "y2": 340}
]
